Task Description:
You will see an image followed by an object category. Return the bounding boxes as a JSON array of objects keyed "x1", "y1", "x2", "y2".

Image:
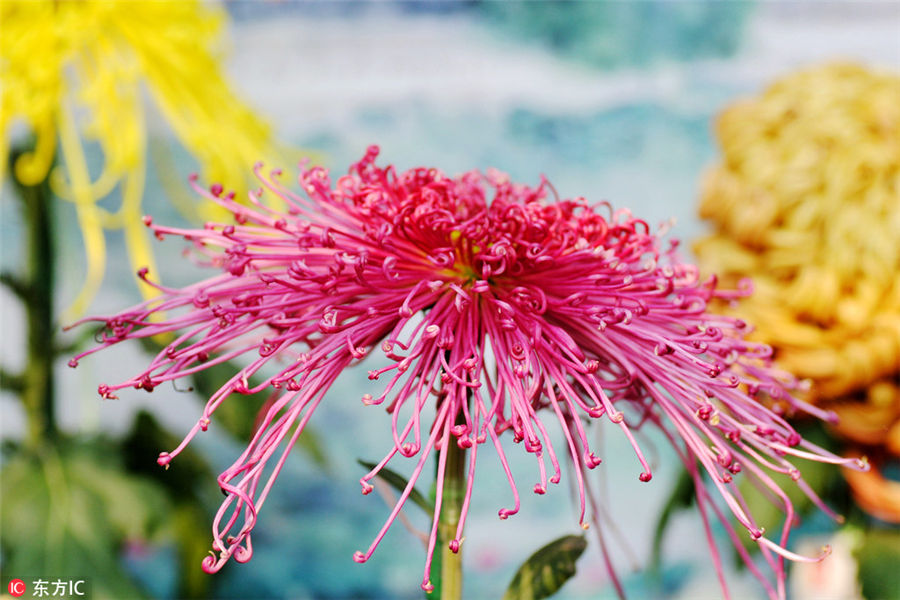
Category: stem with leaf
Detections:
[{"x1": 5, "y1": 149, "x2": 58, "y2": 452}]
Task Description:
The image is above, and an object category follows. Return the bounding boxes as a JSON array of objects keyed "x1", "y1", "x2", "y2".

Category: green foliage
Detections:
[
  {"x1": 357, "y1": 459, "x2": 433, "y2": 514},
  {"x1": 502, "y1": 535, "x2": 587, "y2": 600},
  {"x1": 170, "y1": 502, "x2": 216, "y2": 599},
  {"x1": 855, "y1": 528, "x2": 900, "y2": 600},
  {"x1": 0, "y1": 439, "x2": 170, "y2": 600},
  {"x1": 734, "y1": 422, "x2": 842, "y2": 559},
  {"x1": 736, "y1": 458, "x2": 835, "y2": 556},
  {"x1": 123, "y1": 411, "x2": 215, "y2": 502},
  {"x1": 122, "y1": 411, "x2": 216, "y2": 599}
]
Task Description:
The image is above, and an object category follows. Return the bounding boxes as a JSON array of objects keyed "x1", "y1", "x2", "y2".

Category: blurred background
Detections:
[{"x1": 1, "y1": 2, "x2": 898, "y2": 599}]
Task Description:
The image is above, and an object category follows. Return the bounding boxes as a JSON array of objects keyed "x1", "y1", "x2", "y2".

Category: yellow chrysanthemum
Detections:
[
  {"x1": 1, "y1": 0, "x2": 284, "y2": 319},
  {"x1": 695, "y1": 63, "x2": 900, "y2": 399},
  {"x1": 695, "y1": 63, "x2": 900, "y2": 521}
]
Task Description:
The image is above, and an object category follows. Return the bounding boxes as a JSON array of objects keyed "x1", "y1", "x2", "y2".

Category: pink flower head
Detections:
[{"x1": 70, "y1": 146, "x2": 865, "y2": 598}]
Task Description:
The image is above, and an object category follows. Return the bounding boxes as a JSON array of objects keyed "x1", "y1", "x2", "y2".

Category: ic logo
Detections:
[{"x1": 8, "y1": 578, "x2": 26, "y2": 597}]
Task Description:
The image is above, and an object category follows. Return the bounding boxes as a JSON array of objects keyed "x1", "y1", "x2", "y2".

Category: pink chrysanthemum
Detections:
[{"x1": 71, "y1": 147, "x2": 865, "y2": 598}]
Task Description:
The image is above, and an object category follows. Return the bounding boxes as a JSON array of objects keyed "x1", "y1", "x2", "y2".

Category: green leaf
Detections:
[
  {"x1": 296, "y1": 425, "x2": 330, "y2": 471},
  {"x1": 502, "y1": 535, "x2": 588, "y2": 600},
  {"x1": 170, "y1": 502, "x2": 214, "y2": 599},
  {"x1": 121, "y1": 411, "x2": 217, "y2": 598},
  {"x1": 357, "y1": 459, "x2": 433, "y2": 514},
  {"x1": 650, "y1": 466, "x2": 695, "y2": 573},
  {"x1": 0, "y1": 366, "x2": 26, "y2": 393},
  {"x1": 855, "y1": 529, "x2": 900, "y2": 600},
  {"x1": 0, "y1": 440, "x2": 172, "y2": 600}
]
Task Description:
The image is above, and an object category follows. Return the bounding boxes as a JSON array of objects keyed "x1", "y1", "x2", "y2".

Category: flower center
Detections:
[{"x1": 446, "y1": 229, "x2": 482, "y2": 282}]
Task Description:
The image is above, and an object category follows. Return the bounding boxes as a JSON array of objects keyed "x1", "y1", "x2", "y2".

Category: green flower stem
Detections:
[
  {"x1": 15, "y1": 156, "x2": 58, "y2": 451},
  {"x1": 439, "y1": 436, "x2": 465, "y2": 600}
]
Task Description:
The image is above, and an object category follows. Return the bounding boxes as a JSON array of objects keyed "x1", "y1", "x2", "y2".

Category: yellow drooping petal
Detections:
[
  {"x1": 1, "y1": 1, "x2": 64, "y2": 185},
  {"x1": 1, "y1": 0, "x2": 288, "y2": 315},
  {"x1": 118, "y1": 104, "x2": 160, "y2": 303},
  {"x1": 57, "y1": 103, "x2": 106, "y2": 323}
]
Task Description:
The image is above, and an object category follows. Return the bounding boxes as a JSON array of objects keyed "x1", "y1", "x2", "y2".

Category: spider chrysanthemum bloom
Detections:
[
  {"x1": 694, "y1": 63, "x2": 900, "y2": 523},
  {"x1": 1, "y1": 0, "x2": 281, "y2": 318},
  {"x1": 72, "y1": 147, "x2": 864, "y2": 598}
]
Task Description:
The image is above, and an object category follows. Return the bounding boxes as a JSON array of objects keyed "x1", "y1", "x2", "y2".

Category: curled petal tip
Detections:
[
  {"x1": 353, "y1": 551, "x2": 367, "y2": 564},
  {"x1": 233, "y1": 544, "x2": 253, "y2": 563},
  {"x1": 97, "y1": 384, "x2": 118, "y2": 399},
  {"x1": 201, "y1": 553, "x2": 221, "y2": 574}
]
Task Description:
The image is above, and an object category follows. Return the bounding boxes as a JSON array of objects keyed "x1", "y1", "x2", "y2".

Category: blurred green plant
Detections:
[
  {"x1": 0, "y1": 2, "x2": 324, "y2": 596},
  {"x1": 854, "y1": 528, "x2": 900, "y2": 600},
  {"x1": 0, "y1": 142, "x2": 325, "y2": 599},
  {"x1": 1, "y1": 438, "x2": 168, "y2": 599},
  {"x1": 0, "y1": 148, "x2": 213, "y2": 599}
]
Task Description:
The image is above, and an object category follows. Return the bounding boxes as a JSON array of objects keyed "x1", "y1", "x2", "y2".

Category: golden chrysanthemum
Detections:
[
  {"x1": 695, "y1": 63, "x2": 900, "y2": 521},
  {"x1": 1, "y1": 0, "x2": 282, "y2": 318}
]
